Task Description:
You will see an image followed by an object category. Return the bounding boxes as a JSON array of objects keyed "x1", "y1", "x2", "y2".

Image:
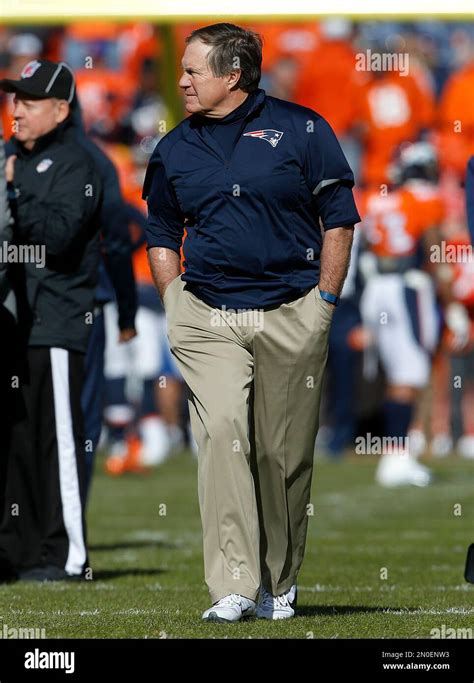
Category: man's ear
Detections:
[
  {"x1": 56, "y1": 100, "x2": 70, "y2": 123},
  {"x1": 227, "y1": 69, "x2": 242, "y2": 91}
]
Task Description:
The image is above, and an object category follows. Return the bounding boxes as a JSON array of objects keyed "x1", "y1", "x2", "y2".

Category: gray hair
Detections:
[{"x1": 185, "y1": 23, "x2": 262, "y2": 93}]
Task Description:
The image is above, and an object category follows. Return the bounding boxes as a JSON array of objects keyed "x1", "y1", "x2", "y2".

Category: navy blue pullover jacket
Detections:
[{"x1": 143, "y1": 88, "x2": 360, "y2": 310}]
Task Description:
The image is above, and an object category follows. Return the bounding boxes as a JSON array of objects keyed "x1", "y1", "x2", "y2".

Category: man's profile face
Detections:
[
  {"x1": 12, "y1": 94, "x2": 69, "y2": 147},
  {"x1": 179, "y1": 39, "x2": 232, "y2": 116}
]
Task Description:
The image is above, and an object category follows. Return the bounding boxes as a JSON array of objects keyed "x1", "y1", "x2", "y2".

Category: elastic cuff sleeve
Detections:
[
  {"x1": 146, "y1": 239, "x2": 181, "y2": 255},
  {"x1": 324, "y1": 218, "x2": 360, "y2": 230}
]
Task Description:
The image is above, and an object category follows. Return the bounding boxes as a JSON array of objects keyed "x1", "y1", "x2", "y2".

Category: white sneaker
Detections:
[
  {"x1": 167, "y1": 424, "x2": 185, "y2": 453},
  {"x1": 375, "y1": 452, "x2": 432, "y2": 487},
  {"x1": 139, "y1": 416, "x2": 171, "y2": 467},
  {"x1": 256, "y1": 584, "x2": 297, "y2": 620},
  {"x1": 108, "y1": 440, "x2": 127, "y2": 459},
  {"x1": 457, "y1": 435, "x2": 474, "y2": 460},
  {"x1": 202, "y1": 594, "x2": 256, "y2": 623},
  {"x1": 407, "y1": 429, "x2": 427, "y2": 458},
  {"x1": 431, "y1": 433, "x2": 453, "y2": 458}
]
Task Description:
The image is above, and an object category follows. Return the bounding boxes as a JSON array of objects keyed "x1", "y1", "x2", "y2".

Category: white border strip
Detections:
[{"x1": 1, "y1": 0, "x2": 473, "y2": 18}]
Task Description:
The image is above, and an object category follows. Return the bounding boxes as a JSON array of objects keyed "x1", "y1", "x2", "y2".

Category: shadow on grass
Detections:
[
  {"x1": 90, "y1": 540, "x2": 177, "y2": 552},
  {"x1": 92, "y1": 568, "x2": 167, "y2": 580},
  {"x1": 297, "y1": 605, "x2": 412, "y2": 617}
]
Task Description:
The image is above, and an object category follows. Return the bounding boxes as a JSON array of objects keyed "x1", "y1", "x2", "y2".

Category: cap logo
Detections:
[
  {"x1": 36, "y1": 158, "x2": 53, "y2": 174},
  {"x1": 21, "y1": 60, "x2": 42, "y2": 79}
]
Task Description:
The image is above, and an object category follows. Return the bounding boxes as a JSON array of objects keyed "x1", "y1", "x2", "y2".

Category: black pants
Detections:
[
  {"x1": 0, "y1": 306, "x2": 19, "y2": 574},
  {"x1": 0, "y1": 346, "x2": 88, "y2": 575}
]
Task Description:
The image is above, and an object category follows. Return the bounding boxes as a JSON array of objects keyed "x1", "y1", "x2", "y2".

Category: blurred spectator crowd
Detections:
[
  {"x1": 2, "y1": 19, "x2": 473, "y2": 187},
  {"x1": 1, "y1": 18, "x2": 473, "y2": 466}
]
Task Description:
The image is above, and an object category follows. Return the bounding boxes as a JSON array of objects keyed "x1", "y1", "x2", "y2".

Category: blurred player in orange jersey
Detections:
[
  {"x1": 437, "y1": 57, "x2": 474, "y2": 180},
  {"x1": 62, "y1": 22, "x2": 155, "y2": 140},
  {"x1": 357, "y1": 142, "x2": 456, "y2": 486},
  {"x1": 435, "y1": 157, "x2": 474, "y2": 458},
  {"x1": 358, "y1": 63, "x2": 435, "y2": 187},
  {"x1": 441, "y1": 231, "x2": 474, "y2": 459},
  {"x1": 253, "y1": 19, "x2": 321, "y2": 74},
  {"x1": 119, "y1": 22, "x2": 161, "y2": 83},
  {"x1": 410, "y1": 163, "x2": 471, "y2": 459},
  {"x1": 291, "y1": 19, "x2": 366, "y2": 177},
  {"x1": 293, "y1": 19, "x2": 366, "y2": 138},
  {"x1": 101, "y1": 147, "x2": 189, "y2": 475}
]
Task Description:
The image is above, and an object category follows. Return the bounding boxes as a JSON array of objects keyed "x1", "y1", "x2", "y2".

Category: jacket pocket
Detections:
[{"x1": 313, "y1": 285, "x2": 335, "y2": 331}]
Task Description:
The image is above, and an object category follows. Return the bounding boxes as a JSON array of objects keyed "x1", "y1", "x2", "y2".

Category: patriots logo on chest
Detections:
[{"x1": 243, "y1": 129, "x2": 284, "y2": 148}]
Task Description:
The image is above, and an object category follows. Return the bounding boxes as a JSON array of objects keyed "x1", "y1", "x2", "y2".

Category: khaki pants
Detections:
[{"x1": 163, "y1": 276, "x2": 334, "y2": 603}]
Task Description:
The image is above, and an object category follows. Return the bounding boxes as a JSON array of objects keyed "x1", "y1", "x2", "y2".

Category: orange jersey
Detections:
[
  {"x1": 360, "y1": 184, "x2": 443, "y2": 258},
  {"x1": 404, "y1": 181, "x2": 445, "y2": 230},
  {"x1": 0, "y1": 96, "x2": 13, "y2": 142},
  {"x1": 118, "y1": 22, "x2": 161, "y2": 81},
  {"x1": 359, "y1": 71, "x2": 435, "y2": 186},
  {"x1": 254, "y1": 21, "x2": 321, "y2": 72},
  {"x1": 293, "y1": 39, "x2": 368, "y2": 137},
  {"x1": 65, "y1": 21, "x2": 159, "y2": 82},
  {"x1": 437, "y1": 61, "x2": 474, "y2": 178},
  {"x1": 441, "y1": 232, "x2": 474, "y2": 352},
  {"x1": 448, "y1": 234, "x2": 474, "y2": 308},
  {"x1": 74, "y1": 69, "x2": 135, "y2": 129},
  {"x1": 438, "y1": 171, "x2": 468, "y2": 240}
]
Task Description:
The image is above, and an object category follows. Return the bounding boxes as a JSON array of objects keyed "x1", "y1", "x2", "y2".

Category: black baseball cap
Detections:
[{"x1": 0, "y1": 59, "x2": 75, "y2": 102}]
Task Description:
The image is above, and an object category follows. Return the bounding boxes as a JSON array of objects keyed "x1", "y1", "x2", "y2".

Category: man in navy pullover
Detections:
[{"x1": 143, "y1": 23, "x2": 360, "y2": 622}]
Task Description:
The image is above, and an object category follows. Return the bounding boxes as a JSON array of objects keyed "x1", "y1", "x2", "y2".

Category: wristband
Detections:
[{"x1": 319, "y1": 289, "x2": 339, "y2": 307}]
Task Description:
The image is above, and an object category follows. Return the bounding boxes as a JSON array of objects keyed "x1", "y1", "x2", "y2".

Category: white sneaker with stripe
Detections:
[
  {"x1": 202, "y1": 594, "x2": 256, "y2": 623},
  {"x1": 256, "y1": 584, "x2": 297, "y2": 620}
]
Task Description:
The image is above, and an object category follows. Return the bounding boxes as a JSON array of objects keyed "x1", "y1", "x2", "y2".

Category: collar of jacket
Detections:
[
  {"x1": 11, "y1": 117, "x2": 73, "y2": 159},
  {"x1": 190, "y1": 88, "x2": 266, "y2": 129}
]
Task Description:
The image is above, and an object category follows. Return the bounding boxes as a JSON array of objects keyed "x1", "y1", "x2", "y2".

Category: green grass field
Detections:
[{"x1": 1, "y1": 451, "x2": 473, "y2": 639}]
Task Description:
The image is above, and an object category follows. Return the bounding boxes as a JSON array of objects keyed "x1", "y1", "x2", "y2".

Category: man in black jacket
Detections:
[
  {"x1": 0, "y1": 60, "x2": 102, "y2": 580},
  {"x1": 0, "y1": 122, "x2": 17, "y2": 581},
  {"x1": 69, "y1": 95, "x2": 137, "y2": 500}
]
